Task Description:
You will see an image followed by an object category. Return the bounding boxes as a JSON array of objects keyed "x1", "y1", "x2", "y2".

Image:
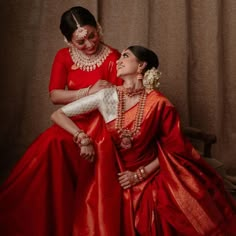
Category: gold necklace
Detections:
[
  {"x1": 122, "y1": 87, "x2": 145, "y2": 97},
  {"x1": 69, "y1": 43, "x2": 111, "y2": 71},
  {"x1": 115, "y1": 88, "x2": 147, "y2": 149}
]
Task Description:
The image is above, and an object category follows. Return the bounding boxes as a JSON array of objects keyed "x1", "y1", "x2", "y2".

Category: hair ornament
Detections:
[
  {"x1": 72, "y1": 13, "x2": 87, "y2": 40},
  {"x1": 143, "y1": 67, "x2": 161, "y2": 89}
]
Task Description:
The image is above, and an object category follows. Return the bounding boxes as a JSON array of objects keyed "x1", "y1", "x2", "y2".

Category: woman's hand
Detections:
[
  {"x1": 118, "y1": 165, "x2": 160, "y2": 189},
  {"x1": 79, "y1": 144, "x2": 95, "y2": 162},
  {"x1": 118, "y1": 171, "x2": 140, "y2": 189},
  {"x1": 88, "y1": 80, "x2": 112, "y2": 94},
  {"x1": 73, "y1": 130, "x2": 95, "y2": 162}
]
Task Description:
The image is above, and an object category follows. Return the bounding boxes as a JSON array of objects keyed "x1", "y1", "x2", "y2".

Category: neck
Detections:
[{"x1": 122, "y1": 79, "x2": 144, "y2": 91}]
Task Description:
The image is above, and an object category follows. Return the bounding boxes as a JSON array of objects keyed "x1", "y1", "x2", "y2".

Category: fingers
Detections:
[
  {"x1": 80, "y1": 153, "x2": 95, "y2": 162},
  {"x1": 80, "y1": 145, "x2": 95, "y2": 162},
  {"x1": 89, "y1": 80, "x2": 113, "y2": 94},
  {"x1": 95, "y1": 80, "x2": 112, "y2": 88},
  {"x1": 97, "y1": 80, "x2": 111, "y2": 85},
  {"x1": 119, "y1": 178, "x2": 132, "y2": 189},
  {"x1": 98, "y1": 81, "x2": 112, "y2": 89},
  {"x1": 118, "y1": 171, "x2": 138, "y2": 189}
]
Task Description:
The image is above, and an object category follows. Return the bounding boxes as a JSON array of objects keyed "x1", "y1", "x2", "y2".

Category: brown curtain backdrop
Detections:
[{"x1": 1, "y1": 0, "x2": 236, "y2": 180}]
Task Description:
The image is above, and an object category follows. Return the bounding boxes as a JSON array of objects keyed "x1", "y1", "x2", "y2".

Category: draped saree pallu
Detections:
[
  {"x1": 0, "y1": 46, "x2": 122, "y2": 236},
  {"x1": 106, "y1": 90, "x2": 236, "y2": 236}
]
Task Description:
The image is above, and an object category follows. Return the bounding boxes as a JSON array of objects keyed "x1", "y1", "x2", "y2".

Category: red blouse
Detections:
[{"x1": 49, "y1": 45, "x2": 122, "y2": 91}]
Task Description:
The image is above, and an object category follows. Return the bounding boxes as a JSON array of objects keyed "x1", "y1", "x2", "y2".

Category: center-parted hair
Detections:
[
  {"x1": 127, "y1": 45, "x2": 159, "y2": 72},
  {"x1": 60, "y1": 6, "x2": 97, "y2": 41}
]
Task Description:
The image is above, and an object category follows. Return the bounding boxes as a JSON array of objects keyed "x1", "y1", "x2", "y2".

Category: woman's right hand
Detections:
[{"x1": 88, "y1": 80, "x2": 113, "y2": 94}]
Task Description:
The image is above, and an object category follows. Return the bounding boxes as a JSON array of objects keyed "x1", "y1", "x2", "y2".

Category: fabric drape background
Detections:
[{"x1": 0, "y1": 0, "x2": 236, "y2": 182}]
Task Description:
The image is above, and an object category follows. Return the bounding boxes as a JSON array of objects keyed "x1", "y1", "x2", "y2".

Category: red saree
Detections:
[
  {"x1": 0, "y1": 46, "x2": 123, "y2": 236},
  {"x1": 106, "y1": 90, "x2": 236, "y2": 235}
]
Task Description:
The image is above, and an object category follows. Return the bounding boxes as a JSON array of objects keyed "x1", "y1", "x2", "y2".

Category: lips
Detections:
[
  {"x1": 84, "y1": 48, "x2": 96, "y2": 55},
  {"x1": 117, "y1": 64, "x2": 124, "y2": 70}
]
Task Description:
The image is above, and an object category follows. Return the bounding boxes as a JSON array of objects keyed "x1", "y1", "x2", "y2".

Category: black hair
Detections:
[
  {"x1": 60, "y1": 6, "x2": 97, "y2": 41},
  {"x1": 127, "y1": 45, "x2": 159, "y2": 72}
]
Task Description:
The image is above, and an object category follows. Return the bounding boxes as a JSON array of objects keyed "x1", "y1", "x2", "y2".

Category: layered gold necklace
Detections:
[
  {"x1": 69, "y1": 43, "x2": 111, "y2": 71},
  {"x1": 115, "y1": 88, "x2": 147, "y2": 149}
]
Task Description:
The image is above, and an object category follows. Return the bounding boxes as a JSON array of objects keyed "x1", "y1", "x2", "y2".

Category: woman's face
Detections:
[
  {"x1": 71, "y1": 25, "x2": 100, "y2": 55},
  {"x1": 116, "y1": 49, "x2": 139, "y2": 78}
]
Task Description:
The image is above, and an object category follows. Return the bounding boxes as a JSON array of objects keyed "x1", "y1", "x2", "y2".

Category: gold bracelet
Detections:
[
  {"x1": 73, "y1": 130, "x2": 84, "y2": 144},
  {"x1": 86, "y1": 86, "x2": 91, "y2": 96},
  {"x1": 76, "y1": 87, "x2": 90, "y2": 100},
  {"x1": 136, "y1": 166, "x2": 146, "y2": 181},
  {"x1": 133, "y1": 173, "x2": 139, "y2": 185}
]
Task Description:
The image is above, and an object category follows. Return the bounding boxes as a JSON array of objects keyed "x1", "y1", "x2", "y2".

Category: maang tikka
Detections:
[{"x1": 71, "y1": 13, "x2": 87, "y2": 40}]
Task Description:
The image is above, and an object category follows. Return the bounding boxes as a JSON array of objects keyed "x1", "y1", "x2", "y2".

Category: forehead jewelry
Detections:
[{"x1": 71, "y1": 13, "x2": 87, "y2": 40}]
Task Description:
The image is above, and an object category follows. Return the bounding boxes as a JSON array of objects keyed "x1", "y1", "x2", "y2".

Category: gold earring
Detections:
[{"x1": 137, "y1": 67, "x2": 143, "y2": 80}]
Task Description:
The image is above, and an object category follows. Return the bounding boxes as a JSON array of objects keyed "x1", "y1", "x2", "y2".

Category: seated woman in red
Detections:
[{"x1": 51, "y1": 45, "x2": 236, "y2": 235}]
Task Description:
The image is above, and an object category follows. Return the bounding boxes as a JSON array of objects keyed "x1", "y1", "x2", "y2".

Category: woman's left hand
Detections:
[
  {"x1": 88, "y1": 79, "x2": 112, "y2": 94},
  {"x1": 80, "y1": 144, "x2": 95, "y2": 162},
  {"x1": 118, "y1": 171, "x2": 139, "y2": 189}
]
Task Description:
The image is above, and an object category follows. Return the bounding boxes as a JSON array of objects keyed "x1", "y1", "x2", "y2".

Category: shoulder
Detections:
[
  {"x1": 98, "y1": 86, "x2": 117, "y2": 97},
  {"x1": 54, "y1": 47, "x2": 71, "y2": 62},
  {"x1": 146, "y1": 90, "x2": 180, "y2": 122},
  {"x1": 148, "y1": 90, "x2": 174, "y2": 107}
]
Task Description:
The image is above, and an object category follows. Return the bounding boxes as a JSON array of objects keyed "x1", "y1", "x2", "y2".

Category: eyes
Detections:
[
  {"x1": 75, "y1": 32, "x2": 97, "y2": 45},
  {"x1": 121, "y1": 52, "x2": 129, "y2": 58}
]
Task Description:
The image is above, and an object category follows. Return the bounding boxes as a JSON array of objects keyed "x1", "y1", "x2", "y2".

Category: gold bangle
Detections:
[
  {"x1": 136, "y1": 169, "x2": 143, "y2": 181},
  {"x1": 140, "y1": 166, "x2": 146, "y2": 178},
  {"x1": 73, "y1": 130, "x2": 84, "y2": 143},
  {"x1": 137, "y1": 166, "x2": 146, "y2": 180},
  {"x1": 133, "y1": 173, "x2": 139, "y2": 184},
  {"x1": 86, "y1": 86, "x2": 91, "y2": 96},
  {"x1": 76, "y1": 87, "x2": 90, "y2": 100}
]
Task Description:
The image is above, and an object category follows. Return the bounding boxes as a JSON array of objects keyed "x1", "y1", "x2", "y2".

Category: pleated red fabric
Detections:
[
  {"x1": 0, "y1": 46, "x2": 124, "y2": 236},
  {"x1": 106, "y1": 90, "x2": 236, "y2": 235}
]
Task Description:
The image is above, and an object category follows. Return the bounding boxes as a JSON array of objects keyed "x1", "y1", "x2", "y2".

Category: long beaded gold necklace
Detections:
[{"x1": 116, "y1": 88, "x2": 147, "y2": 149}]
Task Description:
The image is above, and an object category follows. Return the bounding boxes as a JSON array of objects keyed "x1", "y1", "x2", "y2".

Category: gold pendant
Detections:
[{"x1": 120, "y1": 136, "x2": 132, "y2": 149}]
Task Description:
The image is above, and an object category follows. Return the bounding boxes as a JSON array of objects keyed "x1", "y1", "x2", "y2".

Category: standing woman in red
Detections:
[{"x1": 0, "y1": 6, "x2": 122, "y2": 236}]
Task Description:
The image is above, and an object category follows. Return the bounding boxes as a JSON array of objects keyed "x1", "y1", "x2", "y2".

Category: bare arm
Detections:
[
  {"x1": 51, "y1": 109, "x2": 80, "y2": 136},
  {"x1": 50, "y1": 91, "x2": 102, "y2": 161},
  {"x1": 50, "y1": 89, "x2": 81, "y2": 105},
  {"x1": 118, "y1": 158, "x2": 160, "y2": 189},
  {"x1": 50, "y1": 80, "x2": 112, "y2": 105},
  {"x1": 144, "y1": 158, "x2": 160, "y2": 176},
  {"x1": 51, "y1": 109, "x2": 95, "y2": 162}
]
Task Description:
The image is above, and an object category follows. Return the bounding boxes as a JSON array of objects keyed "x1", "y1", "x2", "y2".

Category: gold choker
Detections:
[{"x1": 122, "y1": 87, "x2": 145, "y2": 97}]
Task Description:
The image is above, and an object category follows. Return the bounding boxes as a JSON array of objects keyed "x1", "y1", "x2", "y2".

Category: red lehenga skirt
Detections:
[{"x1": 0, "y1": 112, "x2": 122, "y2": 236}]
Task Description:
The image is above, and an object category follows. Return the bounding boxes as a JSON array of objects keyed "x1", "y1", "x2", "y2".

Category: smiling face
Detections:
[
  {"x1": 71, "y1": 25, "x2": 100, "y2": 55},
  {"x1": 116, "y1": 49, "x2": 140, "y2": 78}
]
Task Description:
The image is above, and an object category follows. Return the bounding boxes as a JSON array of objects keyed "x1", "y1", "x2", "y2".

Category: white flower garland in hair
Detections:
[{"x1": 143, "y1": 67, "x2": 161, "y2": 89}]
